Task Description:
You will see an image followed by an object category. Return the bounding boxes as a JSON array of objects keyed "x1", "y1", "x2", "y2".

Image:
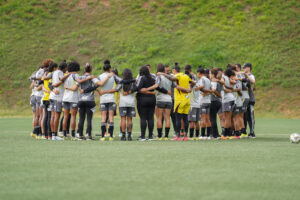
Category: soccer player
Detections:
[
  {"x1": 29, "y1": 69, "x2": 38, "y2": 138},
  {"x1": 158, "y1": 63, "x2": 194, "y2": 141},
  {"x1": 221, "y1": 67, "x2": 236, "y2": 140},
  {"x1": 49, "y1": 60, "x2": 69, "y2": 140},
  {"x1": 141, "y1": 63, "x2": 174, "y2": 140},
  {"x1": 63, "y1": 61, "x2": 94, "y2": 140},
  {"x1": 196, "y1": 68, "x2": 212, "y2": 140},
  {"x1": 136, "y1": 66, "x2": 156, "y2": 141},
  {"x1": 40, "y1": 62, "x2": 54, "y2": 139},
  {"x1": 186, "y1": 65, "x2": 201, "y2": 140},
  {"x1": 231, "y1": 66, "x2": 243, "y2": 139},
  {"x1": 34, "y1": 64, "x2": 45, "y2": 139},
  {"x1": 210, "y1": 68, "x2": 222, "y2": 139},
  {"x1": 77, "y1": 63, "x2": 99, "y2": 140},
  {"x1": 235, "y1": 64, "x2": 250, "y2": 138},
  {"x1": 115, "y1": 68, "x2": 137, "y2": 141},
  {"x1": 243, "y1": 63, "x2": 256, "y2": 138},
  {"x1": 95, "y1": 60, "x2": 116, "y2": 141}
]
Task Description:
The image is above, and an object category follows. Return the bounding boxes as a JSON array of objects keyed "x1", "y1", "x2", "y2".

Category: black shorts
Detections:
[
  {"x1": 222, "y1": 101, "x2": 234, "y2": 112},
  {"x1": 188, "y1": 107, "x2": 201, "y2": 122},
  {"x1": 200, "y1": 103, "x2": 210, "y2": 114},
  {"x1": 119, "y1": 107, "x2": 136, "y2": 117},
  {"x1": 233, "y1": 106, "x2": 243, "y2": 114},
  {"x1": 63, "y1": 101, "x2": 78, "y2": 110},
  {"x1": 100, "y1": 103, "x2": 116, "y2": 111},
  {"x1": 241, "y1": 99, "x2": 249, "y2": 112},
  {"x1": 41, "y1": 100, "x2": 50, "y2": 109},
  {"x1": 156, "y1": 101, "x2": 172, "y2": 109}
]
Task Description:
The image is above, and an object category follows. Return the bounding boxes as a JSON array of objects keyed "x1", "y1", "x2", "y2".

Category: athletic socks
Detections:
[
  {"x1": 195, "y1": 129, "x2": 200, "y2": 137},
  {"x1": 157, "y1": 128, "x2": 162, "y2": 138},
  {"x1": 71, "y1": 130, "x2": 75, "y2": 137},
  {"x1": 108, "y1": 123, "x2": 114, "y2": 137},
  {"x1": 63, "y1": 130, "x2": 67, "y2": 137},
  {"x1": 101, "y1": 122, "x2": 106, "y2": 137},
  {"x1": 189, "y1": 128, "x2": 194, "y2": 138},
  {"x1": 180, "y1": 129, "x2": 184, "y2": 133},
  {"x1": 201, "y1": 127, "x2": 206, "y2": 137},
  {"x1": 165, "y1": 128, "x2": 170, "y2": 138},
  {"x1": 207, "y1": 127, "x2": 212, "y2": 137}
]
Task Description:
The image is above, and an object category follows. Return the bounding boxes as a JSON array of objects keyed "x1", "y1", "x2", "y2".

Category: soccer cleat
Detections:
[
  {"x1": 248, "y1": 133, "x2": 256, "y2": 139},
  {"x1": 30, "y1": 133, "x2": 37, "y2": 138},
  {"x1": 100, "y1": 137, "x2": 106, "y2": 141},
  {"x1": 127, "y1": 135, "x2": 132, "y2": 141},
  {"x1": 199, "y1": 136, "x2": 206, "y2": 140},
  {"x1": 71, "y1": 137, "x2": 78, "y2": 141},
  {"x1": 228, "y1": 136, "x2": 234, "y2": 140},
  {"x1": 183, "y1": 136, "x2": 189, "y2": 141},
  {"x1": 195, "y1": 137, "x2": 200, "y2": 141},
  {"x1": 58, "y1": 132, "x2": 64, "y2": 137},
  {"x1": 240, "y1": 133, "x2": 248, "y2": 138},
  {"x1": 138, "y1": 137, "x2": 146, "y2": 141},
  {"x1": 52, "y1": 136, "x2": 64, "y2": 141},
  {"x1": 147, "y1": 137, "x2": 155, "y2": 141},
  {"x1": 233, "y1": 136, "x2": 240, "y2": 139},
  {"x1": 173, "y1": 136, "x2": 180, "y2": 141},
  {"x1": 41, "y1": 136, "x2": 47, "y2": 140},
  {"x1": 157, "y1": 137, "x2": 163, "y2": 141},
  {"x1": 87, "y1": 136, "x2": 94, "y2": 141},
  {"x1": 180, "y1": 132, "x2": 184, "y2": 136},
  {"x1": 121, "y1": 134, "x2": 126, "y2": 141},
  {"x1": 109, "y1": 137, "x2": 114, "y2": 141},
  {"x1": 221, "y1": 136, "x2": 229, "y2": 140},
  {"x1": 164, "y1": 137, "x2": 169, "y2": 141}
]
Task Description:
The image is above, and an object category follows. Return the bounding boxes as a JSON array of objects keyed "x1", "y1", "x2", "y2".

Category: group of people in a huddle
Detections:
[{"x1": 29, "y1": 59, "x2": 256, "y2": 141}]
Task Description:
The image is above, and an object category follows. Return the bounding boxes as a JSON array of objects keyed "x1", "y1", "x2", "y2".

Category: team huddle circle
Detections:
[{"x1": 30, "y1": 60, "x2": 256, "y2": 141}]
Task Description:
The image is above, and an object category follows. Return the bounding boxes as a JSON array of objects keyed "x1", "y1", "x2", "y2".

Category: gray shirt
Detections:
[
  {"x1": 50, "y1": 70, "x2": 64, "y2": 101},
  {"x1": 78, "y1": 74, "x2": 98, "y2": 102},
  {"x1": 223, "y1": 76, "x2": 235, "y2": 103},
  {"x1": 35, "y1": 68, "x2": 45, "y2": 97},
  {"x1": 199, "y1": 76, "x2": 211, "y2": 104},
  {"x1": 156, "y1": 75, "x2": 173, "y2": 103},
  {"x1": 190, "y1": 80, "x2": 201, "y2": 108},
  {"x1": 211, "y1": 81, "x2": 222, "y2": 102},
  {"x1": 115, "y1": 81, "x2": 137, "y2": 107},
  {"x1": 63, "y1": 73, "x2": 79, "y2": 103},
  {"x1": 98, "y1": 72, "x2": 116, "y2": 104},
  {"x1": 234, "y1": 80, "x2": 243, "y2": 107},
  {"x1": 237, "y1": 73, "x2": 250, "y2": 99}
]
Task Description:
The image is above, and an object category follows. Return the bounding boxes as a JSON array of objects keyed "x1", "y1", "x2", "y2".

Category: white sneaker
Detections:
[
  {"x1": 52, "y1": 136, "x2": 64, "y2": 141},
  {"x1": 58, "y1": 132, "x2": 64, "y2": 137},
  {"x1": 199, "y1": 136, "x2": 205, "y2": 140}
]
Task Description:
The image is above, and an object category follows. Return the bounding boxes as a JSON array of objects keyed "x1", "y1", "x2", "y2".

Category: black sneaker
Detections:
[
  {"x1": 249, "y1": 133, "x2": 256, "y2": 138},
  {"x1": 87, "y1": 136, "x2": 94, "y2": 141},
  {"x1": 121, "y1": 134, "x2": 126, "y2": 141},
  {"x1": 127, "y1": 134, "x2": 132, "y2": 141},
  {"x1": 138, "y1": 137, "x2": 146, "y2": 141},
  {"x1": 147, "y1": 136, "x2": 155, "y2": 141}
]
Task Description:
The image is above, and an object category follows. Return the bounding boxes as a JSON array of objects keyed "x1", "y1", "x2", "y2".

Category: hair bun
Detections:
[
  {"x1": 175, "y1": 62, "x2": 178, "y2": 66},
  {"x1": 104, "y1": 59, "x2": 110, "y2": 65}
]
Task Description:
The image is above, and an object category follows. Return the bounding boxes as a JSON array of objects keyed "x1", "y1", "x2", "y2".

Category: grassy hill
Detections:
[{"x1": 0, "y1": 0, "x2": 299, "y2": 117}]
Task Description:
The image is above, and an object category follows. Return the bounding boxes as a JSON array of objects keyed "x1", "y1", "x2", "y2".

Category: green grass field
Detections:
[{"x1": 0, "y1": 117, "x2": 299, "y2": 200}]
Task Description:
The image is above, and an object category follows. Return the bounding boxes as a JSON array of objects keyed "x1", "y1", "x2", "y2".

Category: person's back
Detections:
[
  {"x1": 98, "y1": 72, "x2": 115, "y2": 104},
  {"x1": 174, "y1": 72, "x2": 191, "y2": 101}
]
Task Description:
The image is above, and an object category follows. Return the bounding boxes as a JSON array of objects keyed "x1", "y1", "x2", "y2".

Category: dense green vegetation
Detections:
[
  {"x1": 0, "y1": 117, "x2": 300, "y2": 200},
  {"x1": 0, "y1": 0, "x2": 299, "y2": 116}
]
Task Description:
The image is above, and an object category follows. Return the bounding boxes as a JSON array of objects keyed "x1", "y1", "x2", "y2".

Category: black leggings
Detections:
[
  {"x1": 210, "y1": 100, "x2": 221, "y2": 137},
  {"x1": 175, "y1": 113, "x2": 188, "y2": 136},
  {"x1": 244, "y1": 103, "x2": 255, "y2": 134},
  {"x1": 138, "y1": 97, "x2": 155, "y2": 138},
  {"x1": 170, "y1": 100, "x2": 176, "y2": 133},
  {"x1": 78, "y1": 101, "x2": 95, "y2": 137},
  {"x1": 43, "y1": 101, "x2": 51, "y2": 136}
]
